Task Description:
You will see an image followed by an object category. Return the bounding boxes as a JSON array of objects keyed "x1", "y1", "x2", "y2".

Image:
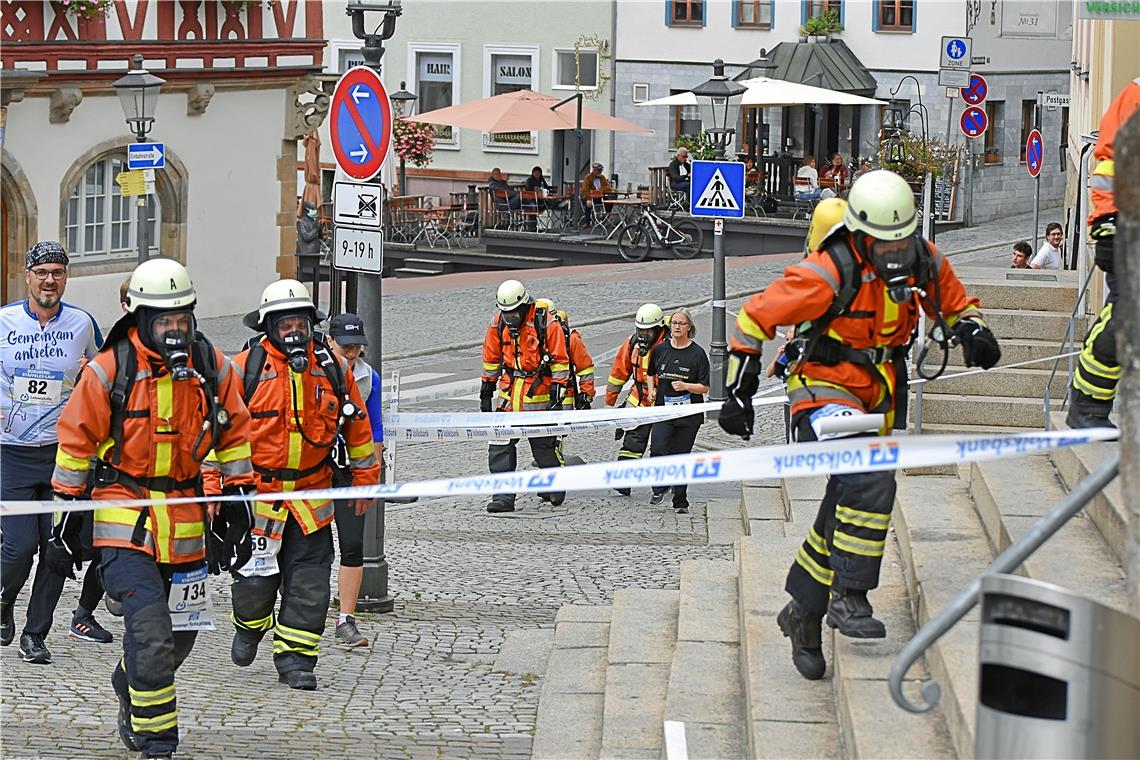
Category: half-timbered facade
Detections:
[{"x1": 1, "y1": 0, "x2": 328, "y2": 323}]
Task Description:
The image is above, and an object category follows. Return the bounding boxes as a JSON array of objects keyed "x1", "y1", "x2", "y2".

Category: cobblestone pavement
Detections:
[{"x1": 1, "y1": 205, "x2": 1042, "y2": 758}]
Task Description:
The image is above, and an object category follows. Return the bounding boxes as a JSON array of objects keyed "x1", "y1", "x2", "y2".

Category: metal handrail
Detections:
[
  {"x1": 1042, "y1": 263, "x2": 1099, "y2": 430},
  {"x1": 1041, "y1": 136, "x2": 1098, "y2": 431},
  {"x1": 888, "y1": 452, "x2": 1120, "y2": 712}
]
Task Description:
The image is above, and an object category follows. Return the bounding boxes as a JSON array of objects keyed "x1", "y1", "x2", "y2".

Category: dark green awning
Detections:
[{"x1": 737, "y1": 40, "x2": 877, "y2": 97}]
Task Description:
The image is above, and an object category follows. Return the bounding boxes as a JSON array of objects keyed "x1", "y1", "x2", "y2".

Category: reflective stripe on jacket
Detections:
[
  {"x1": 605, "y1": 331, "x2": 664, "y2": 407},
  {"x1": 51, "y1": 328, "x2": 253, "y2": 564}
]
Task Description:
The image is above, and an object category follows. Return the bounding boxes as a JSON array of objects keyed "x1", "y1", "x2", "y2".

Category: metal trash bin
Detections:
[{"x1": 975, "y1": 574, "x2": 1139, "y2": 759}]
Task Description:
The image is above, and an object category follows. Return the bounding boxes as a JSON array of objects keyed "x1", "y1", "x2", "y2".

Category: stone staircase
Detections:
[
  {"x1": 913, "y1": 266, "x2": 1081, "y2": 433},
  {"x1": 530, "y1": 435, "x2": 1127, "y2": 759}
]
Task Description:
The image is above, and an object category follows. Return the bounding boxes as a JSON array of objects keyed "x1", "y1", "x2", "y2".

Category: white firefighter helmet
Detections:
[
  {"x1": 242, "y1": 279, "x2": 325, "y2": 330},
  {"x1": 635, "y1": 303, "x2": 665, "y2": 329},
  {"x1": 496, "y1": 279, "x2": 530, "y2": 311},
  {"x1": 843, "y1": 169, "x2": 917, "y2": 241},
  {"x1": 123, "y1": 258, "x2": 196, "y2": 314}
]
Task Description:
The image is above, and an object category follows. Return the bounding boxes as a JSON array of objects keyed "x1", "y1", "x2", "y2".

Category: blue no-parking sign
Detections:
[
  {"x1": 330, "y1": 66, "x2": 393, "y2": 182},
  {"x1": 689, "y1": 160, "x2": 745, "y2": 219},
  {"x1": 1026, "y1": 129, "x2": 1043, "y2": 178}
]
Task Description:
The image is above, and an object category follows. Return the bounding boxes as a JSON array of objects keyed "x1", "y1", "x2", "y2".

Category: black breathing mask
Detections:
[
  {"x1": 635, "y1": 327, "x2": 659, "y2": 353},
  {"x1": 865, "y1": 234, "x2": 919, "y2": 304},
  {"x1": 267, "y1": 313, "x2": 313, "y2": 373},
  {"x1": 139, "y1": 308, "x2": 196, "y2": 379},
  {"x1": 502, "y1": 307, "x2": 524, "y2": 336}
]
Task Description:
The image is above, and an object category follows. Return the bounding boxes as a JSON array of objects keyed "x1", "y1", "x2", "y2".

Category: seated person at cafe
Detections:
[
  {"x1": 489, "y1": 167, "x2": 521, "y2": 211},
  {"x1": 524, "y1": 166, "x2": 566, "y2": 210},
  {"x1": 794, "y1": 155, "x2": 836, "y2": 201},
  {"x1": 667, "y1": 147, "x2": 692, "y2": 198},
  {"x1": 581, "y1": 162, "x2": 613, "y2": 200},
  {"x1": 1011, "y1": 241, "x2": 1032, "y2": 269},
  {"x1": 820, "y1": 152, "x2": 849, "y2": 188}
]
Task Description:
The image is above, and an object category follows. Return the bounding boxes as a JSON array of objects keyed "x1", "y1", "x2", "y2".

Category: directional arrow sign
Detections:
[
  {"x1": 330, "y1": 66, "x2": 392, "y2": 182},
  {"x1": 960, "y1": 105, "x2": 988, "y2": 139},
  {"x1": 960, "y1": 74, "x2": 988, "y2": 106},
  {"x1": 1025, "y1": 128, "x2": 1043, "y2": 178},
  {"x1": 127, "y1": 142, "x2": 165, "y2": 170}
]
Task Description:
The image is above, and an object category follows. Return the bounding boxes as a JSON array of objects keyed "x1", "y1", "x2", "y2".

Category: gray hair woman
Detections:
[{"x1": 644, "y1": 309, "x2": 710, "y2": 514}]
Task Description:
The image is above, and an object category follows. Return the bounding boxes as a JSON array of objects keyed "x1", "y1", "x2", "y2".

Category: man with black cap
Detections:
[
  {"x1": 219, "y1": 281, "x2": 379, "y2": 690},
  {"x1": 1, "y1": 241, "x2": 112, "y2": 664},
  {"x1": 580, "y1": 162, "x2": 613, "y2": 226},
  {"x1": 326, "y1": 313, "x2": 384, "y2": 647}
]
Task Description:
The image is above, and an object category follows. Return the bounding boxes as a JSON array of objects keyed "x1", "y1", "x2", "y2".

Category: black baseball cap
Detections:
[{"x1": 328, "y1": 313, "x2": 368, "y2": 345}]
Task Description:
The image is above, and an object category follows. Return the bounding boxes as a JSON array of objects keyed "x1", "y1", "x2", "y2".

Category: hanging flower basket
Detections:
[
  {"x1": 394, "y1": 117, "x2": 436, "y2": 168},
  {"x1": 61, "y1": 0, "x2": 115, "y2": 19}
]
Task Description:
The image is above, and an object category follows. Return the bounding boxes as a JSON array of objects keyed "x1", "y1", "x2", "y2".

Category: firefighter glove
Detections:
[
  {"x1": 47, "y1": 500, "x2": 83, "y2": 580},
  {"x1": 209, "y1": 485, "x2": 255, "y2": 574},
  {"x1": 614, "y1": 427, "x2": 625, "y2": 441},
  {"x1": 575, "y1": 393, "x2": 594, "y2": 410},
  {"x1": 954, "y1": 319, "x2": 1001, "y2": 370},
  {"x1": 479, "y1": 380, "x2": 496, "y2": 413},
  {"x1": 719, "y1": 352, "x2": 760, "y2": 440},
  {"x1": 1091, "y1": 214, "x2": 1115, "y2": 273},
  {"x1": 548, "y1": 384, "x2": 565, "y2": 410}
]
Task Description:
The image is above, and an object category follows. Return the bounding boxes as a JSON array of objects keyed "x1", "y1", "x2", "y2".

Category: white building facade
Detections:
[
  {"x1": 321, "y1": 1, "x2": 618, "y2": 197},
  {"x1": 1, "y1": 0, "x2": 327, "y2": 324},
  {"x1": 613, "y1": 0, "x2": 1074, "y2": 223}
]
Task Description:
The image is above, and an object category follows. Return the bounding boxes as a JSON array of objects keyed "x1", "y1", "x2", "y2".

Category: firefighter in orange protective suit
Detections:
[
  {"x1": 220, "y1": 279, "x2": 379, "y2": 691},
  {"x1": 718, "y1": 170, "x2": 1001, "y2": 681},
  {"x1": 605, "y1": 303, "x2": 668, "y2": 495},
  {"x1": 1067, "y1": 78, "x2": 1140, "y2": 428},
  {"x1": 51, "y1": 258, "x2": 254, "y2": 758},
  {"x1": 480, "y1": 280, "x2": 571, "y2": 513},
  {"x1": 534, "y1": 299, "x2": 596, "y2": 410}
]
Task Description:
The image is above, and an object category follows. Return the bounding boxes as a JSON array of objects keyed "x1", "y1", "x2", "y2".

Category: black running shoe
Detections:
[
  {"x1": 70, "y1": 611, "x2": 114, "y2": 643},
  {"x1": 0, "y1": 602, "x2": 13, "y2": 646},
  {"x1": 18, "y1": 632, "x2": 51, "y2": 664}
]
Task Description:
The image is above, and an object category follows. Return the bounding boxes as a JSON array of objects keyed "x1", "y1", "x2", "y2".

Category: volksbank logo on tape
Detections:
[
  {"x1": 869, "y1": 441, "x2": 900, "y2": 466},
  {"x1": 772, "y1": 448, "x2": 866, "y2": 475},
  {"x1": 527, "y1": 473, "x2": 556, "y2": 489},
  {"x1": 692, "y1": 456, "x2": 722, "y2": 480}
]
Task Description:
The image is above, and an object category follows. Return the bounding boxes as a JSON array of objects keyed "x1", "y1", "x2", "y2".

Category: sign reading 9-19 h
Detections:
[{"x1": 330, "y1": 66, "x2": 393, "y2": 181}]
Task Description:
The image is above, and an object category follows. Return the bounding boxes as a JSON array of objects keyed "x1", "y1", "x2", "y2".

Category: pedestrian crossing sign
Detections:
[{"x1": 690, "y1": 160, "x2": 745, "y2": 219}]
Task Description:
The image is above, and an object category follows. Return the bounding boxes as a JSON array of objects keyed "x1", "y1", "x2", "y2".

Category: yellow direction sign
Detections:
[{"x1": 115, "y1": 170, "x2": 154, "y2": 197}]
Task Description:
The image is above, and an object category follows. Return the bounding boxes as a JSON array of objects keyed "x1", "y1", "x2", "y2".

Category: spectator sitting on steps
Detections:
[{"x1": 1031, "y1": 222, "x2": 1064, "y2": 270}]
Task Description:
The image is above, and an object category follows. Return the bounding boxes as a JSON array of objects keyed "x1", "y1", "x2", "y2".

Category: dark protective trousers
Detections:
[
  {"x1": 0, "y1": 443, "x2": 66, "y2": 636},
  {"x1": 1072, "y1": 271, "x2": 1119, "y2": 403},
  {"x1": 488, "y1": 436, "x2": 563, "y2": 508},
  {"x1": 101, "y1": 548, "x2": 198, "y2": 757},
  {"x1": 648, "y1": 420, "x2": 701, "y2": 509},
  {"x1": 617, "y1": 423, "x2": 652, "y2": 461},
  {"x1": 783, "y1": 418, "x2": 897, "y2": 617},
  {"x1": 230, "y1": 514, "x2": 334, "y2": 675}
]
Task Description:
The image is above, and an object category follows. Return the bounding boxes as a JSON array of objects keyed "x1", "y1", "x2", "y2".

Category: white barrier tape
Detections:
[
  {"x1": 387, "y1": 398, "x2": 789, "y2": 442},
  {"x1": 908, "y1": 350, "x2": 1081, "y2": 387},
  {"x1": 386, "y1": 399, "x2": 730, "y2": 432},
  {"x1": 1, "y1": 429, "x2": 1115, "y2": 517}
]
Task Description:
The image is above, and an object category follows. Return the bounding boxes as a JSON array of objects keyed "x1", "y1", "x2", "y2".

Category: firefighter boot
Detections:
[
  {"x1": 231, "y1": 630, "x2": 263, "y2": 667},
  {"x1": 826, "y1": 587, "x2": 886, "y2": 639},
  {"x1": 1065, "y1": 387, "x2": 1116, "y2": 430},
  {"x1": 776, "y1": 600, "x2": 826, "y2": 680}
]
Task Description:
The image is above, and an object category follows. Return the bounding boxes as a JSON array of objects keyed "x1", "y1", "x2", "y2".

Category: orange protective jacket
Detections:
[
  {"x1": 209, "y1": 338, "x2": 379, "y2": 539},
  {"x1": 731, "y1": 236, "x2": 983, "y2": 428},
  {"x1": 52, "y1": 328, "x2": 253, "y2": 565},
  {"x1": 1089, "y1": 78, "x2": 1140, "y2": 223},
  {"x1": 605, "y1": 329, "x2": 665, "y2": 407},
  {"x1": 563, "y1": 325, "x2": 596, "y2": 407},
  {"x1": 481, "y1": 305, "x2": 570, "y2": 412}
]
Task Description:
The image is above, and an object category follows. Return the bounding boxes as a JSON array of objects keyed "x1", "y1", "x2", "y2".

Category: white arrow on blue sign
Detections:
[{"x1": 128, "y1": 142, "x2": 165, "y2": 170}]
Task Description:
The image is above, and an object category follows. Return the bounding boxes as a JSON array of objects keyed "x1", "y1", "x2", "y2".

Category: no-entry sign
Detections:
[{"x1": 330, "y1": 66, "x2": 393, "y2": 181}]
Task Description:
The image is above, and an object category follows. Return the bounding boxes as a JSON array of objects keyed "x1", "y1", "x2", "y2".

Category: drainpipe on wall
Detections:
[{"x1": 609, "y1": 0, "x2": 618, "y2": 172}]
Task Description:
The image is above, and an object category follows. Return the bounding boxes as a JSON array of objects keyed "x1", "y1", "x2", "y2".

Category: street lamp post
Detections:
[
  {"x1": 112, "y1": 54, "x2": 165, "y2": 264},
  {"x1": 692, "y1": 59, "x2": 745, "y2": 403},
  {"x1": 390, "y1": 81, "x2": 417, "y2": 196}
]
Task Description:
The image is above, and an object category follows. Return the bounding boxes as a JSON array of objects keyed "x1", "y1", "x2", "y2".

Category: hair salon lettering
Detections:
[
  {"x1": 498, "y1": 65, "x2": 532, "y2": 79},
  {"x1": 426, "y1": 62, "x2": 450, "y2": 75}
]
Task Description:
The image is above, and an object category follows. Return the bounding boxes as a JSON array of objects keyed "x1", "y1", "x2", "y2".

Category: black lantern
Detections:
[
  {"x1": 112, "y1": 54, "x2": 165, "y2": 141},
  {"x1": 692, "y1": 59, "x2": 747, "y2": 159},
  {"x1": 390, "y1": 80, "x2": 417, "y2": 117}
]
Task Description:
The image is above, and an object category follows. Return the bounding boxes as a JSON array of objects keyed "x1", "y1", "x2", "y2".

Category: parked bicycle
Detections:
[{"x1": 615, "y1": 207, "x2": 704, "y2": 263}]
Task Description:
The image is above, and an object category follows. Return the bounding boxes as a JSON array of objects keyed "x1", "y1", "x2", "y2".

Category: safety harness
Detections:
[
  {"x1": 96, "y1": 334, "x2": 223, "y2": 547},
  {"x1": 496, "y1": 304, "x2": 554, "y2": 398}
]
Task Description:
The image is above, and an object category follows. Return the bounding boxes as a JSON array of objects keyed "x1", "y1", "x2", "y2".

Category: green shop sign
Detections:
[{"x1": 1079, "y1": 1, "x2": 1140, "y2": 19}]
